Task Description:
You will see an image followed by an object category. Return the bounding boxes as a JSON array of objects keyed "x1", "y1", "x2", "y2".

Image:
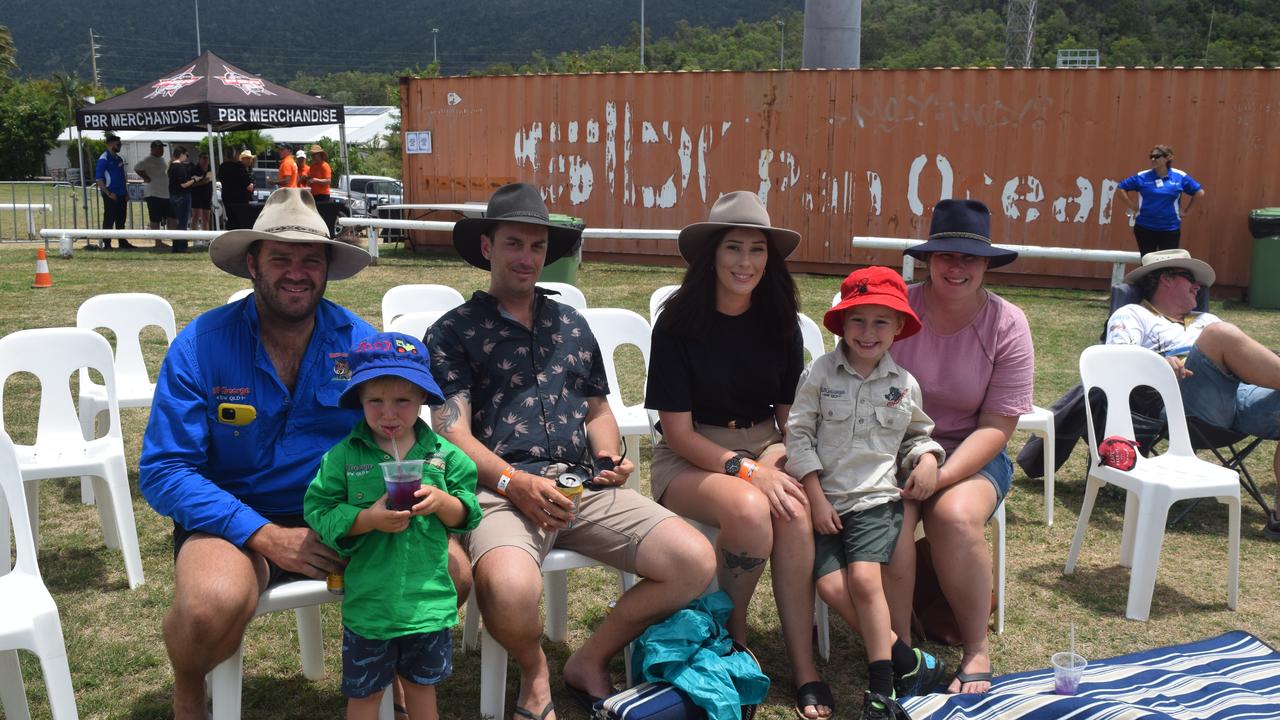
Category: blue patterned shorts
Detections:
[{"x1": 341, "y1": 626, "x2": 453, "y2": 699}]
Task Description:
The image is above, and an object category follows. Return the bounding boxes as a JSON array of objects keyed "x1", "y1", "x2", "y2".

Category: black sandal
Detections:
[{"x1": 794, "y1": 680, "x2": 835, "y2": 718}]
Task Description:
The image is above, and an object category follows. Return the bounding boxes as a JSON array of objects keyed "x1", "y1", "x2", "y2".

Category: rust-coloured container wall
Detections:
[{"x1": 400, "y1": 68, "x2": 1280, "y2": 291}]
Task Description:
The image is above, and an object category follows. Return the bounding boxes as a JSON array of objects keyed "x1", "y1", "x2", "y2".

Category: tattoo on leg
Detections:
[
  {"x1": 721, "y1": 549, "x2": 766, "y2": 578},
  {"x1": 432, "y1": 390, "x2": 470, "y2": 432}
]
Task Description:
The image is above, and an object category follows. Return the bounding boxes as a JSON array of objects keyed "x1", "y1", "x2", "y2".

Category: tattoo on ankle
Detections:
[{"x1": 721, "y1": 549, "x2": 766, "y2": 578}]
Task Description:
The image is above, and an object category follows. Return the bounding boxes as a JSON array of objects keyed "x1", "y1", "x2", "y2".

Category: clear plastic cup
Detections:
[
  {"x1": 1052, "y1": 651, "x2": 1086, "y2": 695},
  {"x1": 380, "y1": 459, "x2": 424, "y2": 511}
]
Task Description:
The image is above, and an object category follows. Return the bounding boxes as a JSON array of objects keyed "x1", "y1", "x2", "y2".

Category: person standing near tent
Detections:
[
  {"x1": 305, "y1": 144, "x2": 332, "y2": 201},
  {"x1": 191, "y1": 151, "x2": 215, "y2": 232},
  {"x1": 168, "y1": 146, "x2": 198, "y2": 253},
  {"x1": 219, "y1": 149, "x2": 257, "y2": 230},
  {"x1": 274, "y1": 142, "x2": 299, "y2": 188},
  {"x1": 134, "y1": 139, "x2": 174, "y2": 251},
  {"x1": 93, "y1": 132, "x2": 137, "y2": 250},
  {"x1": 296, "y1": 149, "x2": 309, "y2": 188}
]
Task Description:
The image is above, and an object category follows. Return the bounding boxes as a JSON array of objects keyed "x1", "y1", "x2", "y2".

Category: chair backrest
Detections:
[
  {"x1": 0, "y1": 429, "x2": 39, "y2": 577},
  {"x1": 579, "y1": 308, "x2": 651, "y2": 421},
  {"x1": 0, "y1": 328, "x2": 121, "y2": 447},
  {"x1": 537, "y1": 282, "x2": 587, "y2": 310},
  {"x1": 1109, "y1": 282, "x2": 1210, "y2": 315},
  {"x1": 831, "y1": 289, "x2": 842, "y2": 308},
  {"x1": 1079, "y1": 344, "x2": 1194, "y2": 461},
  {"x1": 387, "y1": 310, "x2": 449, "y2": 341},
  {"x1": 649, "y1": 285, "x2": 679, "y2": 324},
  {"x1": 382, "y1": 284, "x2": 465, "y2": 330},
  {"x1": 77, "y1": 293, "x2": 177, "y2": 396},
  {"x1": 797, "y1": 313, "x2": 826, "y2": 362},
  {"x1": 227, "y1": 288, "x2": 253, "y2": 304}
]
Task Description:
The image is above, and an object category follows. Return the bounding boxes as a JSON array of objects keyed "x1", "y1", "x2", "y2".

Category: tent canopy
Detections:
[{"x1": 76, "y1": 51, "x2": 343, "y2": 132}]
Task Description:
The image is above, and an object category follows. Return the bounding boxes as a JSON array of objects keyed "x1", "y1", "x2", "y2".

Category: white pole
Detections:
[
  {"x1": 194, "y1": 0, "x2": 202, "y2": 54},
  {"x1": 639, "y1": 0, "x2": 645, "y2": 68},
  {"x1": 207, "y1": 122, "x2": 221, "y2": 231}
]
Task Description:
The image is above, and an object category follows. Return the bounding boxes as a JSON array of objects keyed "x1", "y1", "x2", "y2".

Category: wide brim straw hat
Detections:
[
  {"x1": 452, "y1": 182, "x2": 582, "y2": 270},
  {"x1": 676, "y1": 191, "x2": 800, "y2": 262},
  {"x1": 210, "y1": 188, "x2": 370, "y2": 280},
  {"x1": 904, "y1": 199, "x2": 1019, "y2": 269},
  {"x1": 1123, "y1": 248, "x2": 1215, "y2": 286}
]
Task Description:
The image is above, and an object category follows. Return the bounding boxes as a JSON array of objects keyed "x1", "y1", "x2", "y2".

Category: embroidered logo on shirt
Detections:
[
  {"x1": 333, "y1": 358, "x2": 350, "y2": 379},
  {"x1": 212, "y1": 385, "x2": 251, "y2": 402},
  {"x1": 884, "y1": 386, "x2": 907, "y2": 407},
  {"x1": 427, "y1": 456, "x2": 446, "y2": 471},
  {"x1": 820, "y1": 386, "x2": 847, "y2": 400},
  {"x1": 345, "y1": 463, "x2": 374, "y2": 476}
]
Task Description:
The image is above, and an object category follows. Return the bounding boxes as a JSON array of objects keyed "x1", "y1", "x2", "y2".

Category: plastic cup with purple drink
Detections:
[
  {"x1": 380, "y1": 459, "x2": 425, "y2": 511},
  {"x1": 1051, "y1": 651, "x2": 1086, "y2": 695}
]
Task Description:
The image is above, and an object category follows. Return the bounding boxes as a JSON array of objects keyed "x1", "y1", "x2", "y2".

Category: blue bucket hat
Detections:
[
  {"x1": 338, "y1": 332, "x2": 445, "y2": 409},
  {"x1": 904, "y1": 199, "x2": 1019, "y2": 269}
]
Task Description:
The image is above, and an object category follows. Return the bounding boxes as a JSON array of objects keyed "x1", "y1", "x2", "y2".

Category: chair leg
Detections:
[
  {"x1": 479, "y1": 626, "x2": 508, "y2": 720},
  {"x1": 78, "y1": 400, "x2": 101, "y2": 506},
  {"x1": 378, "y1": 685, "x2": 395, "y2": 719},
  {"x1": 101, "y1": 459, "x2": 145, "y2": 589},
  {"x1": 814, "y1": 596, "x2": 830, "y2": 661},
  {"x1": 1043, "y1": 426, "x2": 1055, "y2": 527},
  {"x1": 0, "y1": 496, "x2": 10, "y2": 576},
  {"x1": 0, "y1": 649, "x2": 32, "y2": 720},
  {"x1": 33, "y1": 646, "x2": 79, "y2": 720},
  {"x1": 992, "y1": 503, "x2": 1006, "y2": 635},
  {"x1": 1223, "y1": 495, "x2": 1240, "y2": 611},
  {"x1": 462, "y1": 590, "x2": 480, "y2": 653},
  {"x1": 1119, "y1": 492, "x2": 1139, "y2": 569},
  {"x1": 295, "y1": 605, "x2": 325, "y2": 681},
  {"x1": 1065, "y1": 475, "x2": 1102, "y2": 574},
  {"x1": 92, "y1": 476, "x2": 121, "y2": 550},
  {"x1": 24, "y1": 481, "x2": 40, "y2": 552},
  {"x1": 544, "y1": 569, "x2": 568, "y2": 643},
  {"x1": 209, "y1": 645, "x2": 245, "y2": 720},
  {"x1": 1124, "y1": 499, "x2": 1171, "y2": 621}
]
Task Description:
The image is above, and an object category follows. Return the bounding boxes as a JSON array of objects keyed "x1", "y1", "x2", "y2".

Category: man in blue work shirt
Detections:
[
  {"x1": 139, "y1": 188, "x2": 454, "y2": 719},
  {"x1": 92, "y1": 132, "x2": 136, "y2": 250}
]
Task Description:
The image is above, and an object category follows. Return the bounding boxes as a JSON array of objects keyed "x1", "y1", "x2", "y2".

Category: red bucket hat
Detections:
[{"x1": 823, "y1": 266, "x2": 922, "y2": 340}]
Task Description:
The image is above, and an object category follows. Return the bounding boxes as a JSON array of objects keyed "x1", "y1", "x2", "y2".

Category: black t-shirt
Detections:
[
  {"x1": 218, "y1": 161, "x2": 253, "y2": 204},
  {"x1": 168, "y1": 161, "x2": 192, "y2": 196},
  {"x1": 645, "y1": 304, "x2": 803, "y2": 425}
]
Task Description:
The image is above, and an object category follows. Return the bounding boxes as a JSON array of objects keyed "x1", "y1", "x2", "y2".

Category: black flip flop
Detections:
[
  {"x1": 953, "y1": 669, "x2": 995, "y2": 693},
  {"x1": 794, "y1": 680, "x2": 835, "y2": 718},
  {"x1": 512, "y1": 700, "x2": 556, "y2": 720},
  {"x1": 564, "y1": 681, "x2": 605, "y2": 713}
]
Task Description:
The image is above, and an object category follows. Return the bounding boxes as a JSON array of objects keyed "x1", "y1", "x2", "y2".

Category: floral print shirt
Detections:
[{"x1": 426, "y1": 290, "x2": 609, "y2": 476}]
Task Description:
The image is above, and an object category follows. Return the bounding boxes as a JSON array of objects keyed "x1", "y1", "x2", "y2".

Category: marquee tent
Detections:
[{"x1": 74, "y1": 51, "x2": 349, "y2": 230}]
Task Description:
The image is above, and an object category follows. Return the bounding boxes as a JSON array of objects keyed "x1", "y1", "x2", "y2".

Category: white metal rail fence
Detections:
[{"x1": 0, "y1": 181, "x2": 161, "y2": 242}]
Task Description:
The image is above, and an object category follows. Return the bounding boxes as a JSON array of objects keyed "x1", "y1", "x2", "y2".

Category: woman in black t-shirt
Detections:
[{"x1": 645, "y1": 191, "x2": 831, "y2": 719}]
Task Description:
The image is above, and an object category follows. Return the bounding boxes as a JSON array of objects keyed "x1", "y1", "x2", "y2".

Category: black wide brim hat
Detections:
[
  {"x1": 452, "y1": 183, "x2": 583, "y2": 270},
  {"x1": 904, "y1": 199, "x2": 1019, "y2": 269}
]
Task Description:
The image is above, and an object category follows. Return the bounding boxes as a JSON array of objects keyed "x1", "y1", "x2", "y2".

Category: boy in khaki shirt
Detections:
[{"x1": 786, "y1": 266, "x2": 947, "y2": 719}]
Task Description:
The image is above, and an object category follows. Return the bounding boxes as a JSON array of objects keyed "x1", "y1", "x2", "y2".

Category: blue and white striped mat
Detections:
[{"x1": 901, "y1": 631, "x2": 1280, "y2": 719}]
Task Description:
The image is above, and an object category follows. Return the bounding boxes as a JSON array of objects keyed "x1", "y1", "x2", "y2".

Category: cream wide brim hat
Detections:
[{"x1": 209, "y1": 188, "x2": 370, "y2": 280}]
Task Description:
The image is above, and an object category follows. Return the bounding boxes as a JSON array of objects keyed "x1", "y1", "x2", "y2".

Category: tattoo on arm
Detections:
[
  {"x1": 720, "y1": 549, "x2": 767, "y2": 578},
  {"x1": 432, "y1": 390, "x2": 470, "y2": 432}
]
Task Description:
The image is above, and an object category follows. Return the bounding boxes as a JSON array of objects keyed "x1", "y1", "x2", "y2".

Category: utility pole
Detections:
[
  {"x1": 195, "y1": 0, "x2": 202, "y2": 54},
  {"x1": 88, "y1": 28, "x2": 101, "y2": 93},
  {"x1": 639, "y1": 0, "x2": 645, "y2": 68},
  {"x1": 779, "y1": 19, "x2": 786, "y2": 69},
  {"x1": 432, "y1": 28, "x2": 439, "y2": 65}
]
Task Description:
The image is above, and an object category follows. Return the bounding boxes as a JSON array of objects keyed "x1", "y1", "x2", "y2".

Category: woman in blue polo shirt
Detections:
[{"x1": 1116, "y1": 144, "x2": 1205, "y2": 256}]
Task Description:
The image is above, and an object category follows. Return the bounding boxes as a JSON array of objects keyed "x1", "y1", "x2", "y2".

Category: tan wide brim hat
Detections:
[
  {"x1": 307, "y1": 144, "x2": 326, "y2": 155},
  {"x1": 677, "y1": 191, "x2": 800, "y2": 262},
  {"x1": 209, "y1": 188, "x2": 370, "y2": 280},
  {"x1": 1123, "y1": 248, "x2": 1215, "y2": 286}
]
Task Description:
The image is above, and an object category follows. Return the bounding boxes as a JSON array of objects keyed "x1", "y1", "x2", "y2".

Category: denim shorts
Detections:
[
  {"x1": 1182, "y1": 348, "x2": 1280, "y2": 440},
  {"x1": 341, "y1": 626, "x2": 453, "y2": 699},
  {"x1": 977, "y1": 449, "x2": 1014, "y2": 517}
]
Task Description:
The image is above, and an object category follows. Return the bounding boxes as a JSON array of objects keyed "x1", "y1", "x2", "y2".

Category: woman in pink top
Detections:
[{"x1": 819, "y1": 199, "x2": 1034, "y2": 695}]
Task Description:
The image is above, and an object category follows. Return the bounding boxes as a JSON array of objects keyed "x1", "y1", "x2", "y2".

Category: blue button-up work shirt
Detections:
[
  {"x1": 139, "y1": 297, "x2": 375, "y2": 547},
  {"x1": 426, "y1": 290, "x2": 609, "y2": 476}
]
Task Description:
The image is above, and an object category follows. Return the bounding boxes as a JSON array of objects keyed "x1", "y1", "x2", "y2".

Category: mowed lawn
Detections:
[{"x1": 0, "y1": 241, "x2": 1277, "y2": 719}]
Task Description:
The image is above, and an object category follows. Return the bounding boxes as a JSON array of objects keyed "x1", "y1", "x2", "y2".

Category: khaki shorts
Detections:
[
  {"x1": 465, "y1": 486, "x2": 676, "y2": 573},
  {"x1": 649, "y1": 421, "x2": 785, "y2": 503}
]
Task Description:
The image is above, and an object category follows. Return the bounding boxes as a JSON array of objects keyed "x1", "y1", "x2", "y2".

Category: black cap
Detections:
[
  {"x1": 150, "y1": 140, "x2": 166, "y2": 148},
  {"x1": 105, "y1": 133, "x2": 121, "y2": 142},
  {"x1": 275, "y1": 141, "x2": 292, "y2": 151}
]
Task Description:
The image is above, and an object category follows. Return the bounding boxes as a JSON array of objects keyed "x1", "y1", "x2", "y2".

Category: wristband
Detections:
[
  {"x1": 495, "y1": 465, "x2": 516, "y2": 496},
  {"x1": 737, "y1": 458, "x2": 759, "y2": 482}
]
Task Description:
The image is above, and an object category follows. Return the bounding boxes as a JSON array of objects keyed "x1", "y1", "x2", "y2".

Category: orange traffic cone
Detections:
[{"x1": 32, "y1": 247, "x2": 53, "y2": 289}]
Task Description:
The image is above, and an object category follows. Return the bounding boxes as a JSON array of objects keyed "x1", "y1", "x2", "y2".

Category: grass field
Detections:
[{"x1": 1, "y1": 241, "x2": 1278, "y2": 719}]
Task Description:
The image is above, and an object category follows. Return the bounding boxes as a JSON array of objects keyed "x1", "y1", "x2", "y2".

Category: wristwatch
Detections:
[{"x1": 724, "y1": 453, "x2": 746, "y2": 477}]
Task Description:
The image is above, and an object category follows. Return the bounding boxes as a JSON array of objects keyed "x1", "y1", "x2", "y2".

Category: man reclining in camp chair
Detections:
[{"x1": 1105, "y1": 249, "x2": 1280, "y2": 539}]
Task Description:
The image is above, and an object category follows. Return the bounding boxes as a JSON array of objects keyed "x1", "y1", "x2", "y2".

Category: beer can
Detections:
[
  {"x1": 326, "y1": 571, "x2": 345, "y2": 595},
  {"x1": 555, "y1": 473, "x2": 584, "y2": 511}
]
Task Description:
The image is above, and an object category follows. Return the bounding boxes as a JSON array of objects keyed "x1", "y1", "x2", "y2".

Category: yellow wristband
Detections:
[
  {"x1": 737, "y1": 458, "x2": 759, "y2": 482},
  {"x1": 496, "y1": 465, "x2": 516, "y2": 496}
]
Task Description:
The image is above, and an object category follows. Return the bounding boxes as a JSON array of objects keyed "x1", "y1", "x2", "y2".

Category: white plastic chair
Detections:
[
  {"x1": 462, "y1": 552, "x2": 633, "y2": 720},
  {"x1": 227, "y1": 288, "x2": 253, "y2": 304},
  {"x1": 0, "y1": 328, "x2": 145, "y2": 589},
  {"x1": 578, "y1": 309, "x2": 652, "y2": 448},
  {"x1": 797, "y1": 313, "x2": 827, "y2": 361},
  {"x1": 76, "y1": 293, "x2": 177, "y2": 506},
  {"x1": 537, "y1": 281, "x2": 587, "y2": 310},
  {"x1": 0, "y1": 430, "x2": 80, "y2": 720},
  {"x1": 1066, "y1": 344, "x2": 1239, "y2": 621},
  {"x1": 207, "y1": 579, "x2": 393, "y2": 720},
  {"x1": 814, "y1": 502, "x2": 1005, "y2": 660},
  {"x1": 381, "y1": 284, "x2": 465, "y2": 330},
  {"x1": 1016, "y1": 405, "x2": 1056, "y2": 525},
  {"x1": 386, "y1": 311, "x2": 449, "y2": 428},
  {"x1": 648, "y1": 285, "x2": 679, "y2": 324}
]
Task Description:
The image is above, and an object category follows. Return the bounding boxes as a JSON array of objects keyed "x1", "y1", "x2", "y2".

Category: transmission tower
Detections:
[{"x1": 1004, "y1": 0, "x2": 1038, "y2": 68}]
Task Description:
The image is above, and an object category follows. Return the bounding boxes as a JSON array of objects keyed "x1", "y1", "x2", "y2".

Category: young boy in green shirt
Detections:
[{"x1": 304, "y1": 332, "x2": 480, "y2": 720}]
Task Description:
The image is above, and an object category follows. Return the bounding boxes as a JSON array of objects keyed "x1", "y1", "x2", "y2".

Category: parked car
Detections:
[
  {"x1": 250, "y1": 167, "x2": 353, "y2": 236},
  {"x1": 339, "y1": 175, "x2": 403, "y2": 217}
]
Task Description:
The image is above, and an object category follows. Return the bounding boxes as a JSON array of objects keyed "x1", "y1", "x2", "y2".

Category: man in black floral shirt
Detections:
[{"x1": 427, "y1": 183, "x2": 715, "y2": 719}]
